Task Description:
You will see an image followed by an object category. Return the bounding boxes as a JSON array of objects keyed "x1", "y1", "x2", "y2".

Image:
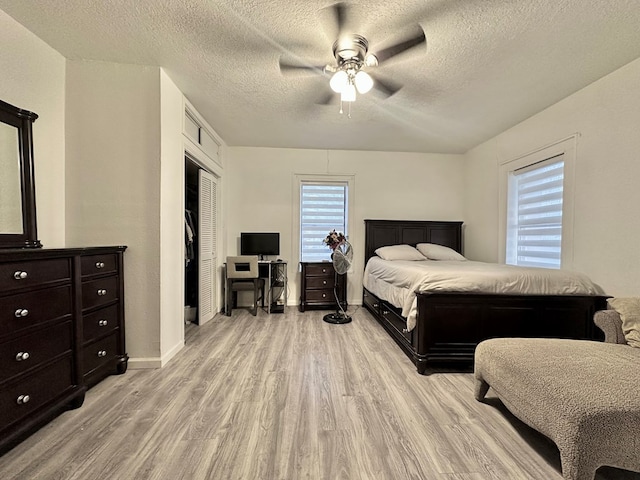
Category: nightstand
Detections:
[{"x1": 299, "y1": 262, "x2": 346, "y2": 312}]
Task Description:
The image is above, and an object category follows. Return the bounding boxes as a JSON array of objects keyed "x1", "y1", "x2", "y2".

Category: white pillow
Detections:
[
  {"x1": 416, "y1": 243, "x2": 466, "y2": 261},
  {"x1": 375, "y1": 244, "x2": 425, "y2": 261}
]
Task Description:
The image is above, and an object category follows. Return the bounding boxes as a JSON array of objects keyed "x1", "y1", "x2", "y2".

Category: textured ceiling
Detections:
[{"x1": 2, "y1": 0, "x2": 640, "y2": 153}]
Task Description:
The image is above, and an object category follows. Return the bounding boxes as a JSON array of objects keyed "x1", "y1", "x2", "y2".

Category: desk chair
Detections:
[{"x1": 226, "y1": 256, "x2": 265, "y2": 316}]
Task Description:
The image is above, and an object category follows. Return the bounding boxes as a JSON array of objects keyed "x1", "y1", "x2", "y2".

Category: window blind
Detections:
[
  {"x1": 300, "y1": 183, "x2": 347, "y2": 262},
  {"x1": 506, "y1": 156, "x2": 564, "y2": 269}
]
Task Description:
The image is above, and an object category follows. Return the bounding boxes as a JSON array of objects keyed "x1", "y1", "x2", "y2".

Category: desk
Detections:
[
  {"x1": 225, "y1": 261, "x2": 287, "y2": 314},
  {"x1": 259, "y1": 261, "x2": 287, "y2": 313}
]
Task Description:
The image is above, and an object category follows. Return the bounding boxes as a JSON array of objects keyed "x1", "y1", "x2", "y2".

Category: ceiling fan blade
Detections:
[
  {"x1": 319, "y1": 2, "x2": 350, "y2": 41},
  {"x1": 279, "y1": 59, "x2": 326, "y2": 75},
  {"x1": 370, "y1": 74, "x2": 402, "y2": 98},
  {"x1": 316, "y1": 91, "x2": 338, "y2": 105},
  {"x1": 372, "y1": 28, "x2": 426, "y2": 65}
]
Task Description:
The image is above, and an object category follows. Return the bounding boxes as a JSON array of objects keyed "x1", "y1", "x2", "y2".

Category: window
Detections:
[
  {"x1": 499, "y1": 135, "x2": 577, "y2": 270},
  {"x1": 300, "y1": 182, "x2": 348, "y2": 262},
  {"x1": 506, "y1": 156, "x2": 564, "y2": 268}
]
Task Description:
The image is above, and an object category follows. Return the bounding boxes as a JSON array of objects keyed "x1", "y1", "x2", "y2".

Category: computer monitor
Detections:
[{"x1": 240, "y1": 232, "x2": 280, "y2": 258}]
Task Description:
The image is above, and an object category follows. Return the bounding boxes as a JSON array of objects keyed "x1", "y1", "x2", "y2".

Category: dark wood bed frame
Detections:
[{"x1": 362, "y1": 219, "x2": 609, "y2": 374}]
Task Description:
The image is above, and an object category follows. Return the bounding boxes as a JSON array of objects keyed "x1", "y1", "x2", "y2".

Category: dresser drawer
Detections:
[
  {"x1": 304, "y1": 264, "x2": 334, "y2": 277},
  {"x1": 306, "y1": 276, "x2": 336, "y2": 289},
  {"x1": 0, "y1": 355, "x2": 74, "y2": 428},
  {"x1": 0, "y1": 320, "x2": 72, "y2": 384},
  {"x1": 83, "y1": 333, "x2": 119, "y2": 375},
  {"x1": 82, "y1": 276, "x2": 119, "y2": 310},
  {"x1": 83, "y1": 304, "x2": 119, "y2": 342},
  {"x1": 81, "y1": 254, "x2": 118, "y2": 278},
  {"x1": 0, "y1": 285, "x2": 73, "y2": 338},
  {"x1": 0, "y1": 258, "x2": 71, "y2": 292}
]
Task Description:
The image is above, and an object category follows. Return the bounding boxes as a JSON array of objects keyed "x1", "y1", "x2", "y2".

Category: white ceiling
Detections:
[{"x1": 2, "y1": 0, "x2": 640, "y2": 154}]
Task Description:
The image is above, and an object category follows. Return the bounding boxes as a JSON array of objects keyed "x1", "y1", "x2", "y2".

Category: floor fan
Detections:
[{"x1": 323, "y1": 239, "x2": 353, "y2": 324}]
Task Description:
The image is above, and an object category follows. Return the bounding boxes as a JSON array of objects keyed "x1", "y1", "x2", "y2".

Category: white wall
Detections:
[
  {"x1": 0, "y1": 10, "x2": 66, "y2": 247},
  {"x1": 226, "y1": 147, "x2": 465, "y2": 305},
  {"x1": 160, "y1": 69, "x2": 187, "y2": 364},
  {"x1": 464, "y1": 56, "x2": 640, "y2": 296},
  {"x1": 65, "y1": 60, "x2": 163, "y2": 365}
]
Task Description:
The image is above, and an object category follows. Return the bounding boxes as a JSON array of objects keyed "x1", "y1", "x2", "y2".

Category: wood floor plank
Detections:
[{"x1": 1, "y1": 307, "x2": 639, "y2": 480}]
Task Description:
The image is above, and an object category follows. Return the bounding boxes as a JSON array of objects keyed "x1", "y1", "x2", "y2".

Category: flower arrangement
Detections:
[{"x1": 323, "y1": 229, "x2": 346, "y2": 251}]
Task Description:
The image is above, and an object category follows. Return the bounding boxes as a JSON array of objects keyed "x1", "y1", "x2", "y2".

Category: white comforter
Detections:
[{"x1": 363, "y1": 257, "x2": 605, "y2": 332}]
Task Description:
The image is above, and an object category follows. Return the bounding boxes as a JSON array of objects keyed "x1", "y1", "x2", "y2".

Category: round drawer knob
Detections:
[
  {"x1": 98, "y1": 319, "x2": 108, "y2": 327},
  {"x1": 14, "y1": 308, "x2": 29, "y2": 318},
  {"x1": 16, "y1": 351, "x2": 30, "y2": 361},
  {"x1": 323, "y1": 280, "x2": 327, "y2": 285},
  {"x1": 322, "y1": 269, "x2": 326, "y2": 273},
  {"x1": 322, "y1": 293, "x2": 326, "y2": 298},
  {"x1": 17, "y1": 394, "x2": 30, "y2": 405},
  {"x1": 13, "y1": 271, "x2": 28, "y2": 280},
  {"x1": 96, "y1": 261, "x2": 105, "y2": 269},
  {"x1": 97, "y1": 350, "x2": 107, "y2": 358},
  {"x1": 97, "y1": 289, "x2": 107, "y2": 296}
]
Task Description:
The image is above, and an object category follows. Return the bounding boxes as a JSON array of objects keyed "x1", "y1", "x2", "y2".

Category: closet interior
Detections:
[{"x1": 185, "y1": 158, "x2": 199, "y2": 324}]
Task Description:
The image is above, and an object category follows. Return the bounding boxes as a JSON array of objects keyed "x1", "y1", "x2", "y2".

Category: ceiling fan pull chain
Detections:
[{"x1": 339, "y1": 100, "x2": 344, "y2": 115}]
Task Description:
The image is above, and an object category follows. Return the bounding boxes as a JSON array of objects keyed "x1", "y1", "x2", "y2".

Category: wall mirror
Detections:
[{"x1": 0, "y1": 99, "x2": 41, "y2": 248}]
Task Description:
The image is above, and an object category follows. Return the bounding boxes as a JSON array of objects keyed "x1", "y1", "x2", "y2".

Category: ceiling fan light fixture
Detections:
[
  {"x1": 355, "y1": 71, "x2": 373, "y2": 94},
  {"x1": 330, "y1": 70, "x2": 349, "y2": 93},
  {"x1": 341, "y1": 83, "x2": 356, "y2": 102}
]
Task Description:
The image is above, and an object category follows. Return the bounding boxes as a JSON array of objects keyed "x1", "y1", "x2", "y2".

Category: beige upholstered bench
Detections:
[{"x1": 474, "y1": 310, "x2": 640, "y2": 480}]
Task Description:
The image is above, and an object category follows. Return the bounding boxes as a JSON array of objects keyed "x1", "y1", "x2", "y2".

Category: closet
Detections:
[
  {"x1": 185, "y1": 159, "x2": 199, "y2": 323},
  {"x1": 184, "y1": 157, "x2": 217, "y2": 325}
]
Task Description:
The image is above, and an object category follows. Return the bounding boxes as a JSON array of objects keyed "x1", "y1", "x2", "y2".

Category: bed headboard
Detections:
[{"x1": 364, "y1": 219, "x2": 463, "y2": 263}]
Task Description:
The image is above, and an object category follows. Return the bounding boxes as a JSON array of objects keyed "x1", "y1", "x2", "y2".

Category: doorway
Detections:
[{"x1": 184, "y1": 157, "x2": 218, "y2": 326}]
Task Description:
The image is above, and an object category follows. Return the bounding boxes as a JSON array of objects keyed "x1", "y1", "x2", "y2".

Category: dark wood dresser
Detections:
[
  {"x1": 299, "y1": 261, "x2": 346, "y2": 312},
  {"x1": 0, "y1": 246, "x2": 126, "y2": 455}
]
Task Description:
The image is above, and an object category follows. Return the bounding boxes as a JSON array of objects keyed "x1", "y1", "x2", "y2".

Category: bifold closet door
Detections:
[{"x1": 198, "y1": 169, "x2": 217, "y2": 325}]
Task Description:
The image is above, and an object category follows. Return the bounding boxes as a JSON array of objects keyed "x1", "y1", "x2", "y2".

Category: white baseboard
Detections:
[
  {"x1": 128, "y1": 341, "x2": 184, "y2": 369},
  {"x1": 160, "y1": 340, "x2": 184, "y2": 366},
  {"x1": 128, "y1": 357, "x2": 162, "y2": 369}
]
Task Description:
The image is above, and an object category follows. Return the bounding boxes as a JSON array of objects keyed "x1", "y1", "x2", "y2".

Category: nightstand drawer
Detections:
[
  {"x1": 0, "y1": 320, "x2": 72, "y2": 383},
  {"x1": 0, "y1": 355, "x2": 74, "y2": 428},
  {"x1": 82, "y1": 276, "x2": 119, "y2": 310},
  {"x1": 81, "y1": 254, "x2": 118, "y2": 278},
  {"x1": 305, "y1": 289, "x2": 336, "y2": 302},
  {"x1": 306, "y1": 276, "x2": 336, "y2": 289},
  {"x1": 0, "y1": 285, "x2": 73, "y2": 338},
  {"x1": 304, "y1": 264, "x2": 334, "y2": 277},
  {"x1": 0, "y1": 258, "x2": 70, "y2": 292},
  {"x1": 83, "y1": 304, "x2": 119, "y2": 342}
]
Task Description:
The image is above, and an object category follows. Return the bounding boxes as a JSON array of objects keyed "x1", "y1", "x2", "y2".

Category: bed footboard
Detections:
[{"x1": 364, "y1": 288, "x2": 609, "y2": 374}]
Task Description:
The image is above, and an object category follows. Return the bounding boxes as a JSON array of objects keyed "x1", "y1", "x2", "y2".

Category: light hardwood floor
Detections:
[{"x1": 1, "y1": 307, "x2": 638, "y2": 480}]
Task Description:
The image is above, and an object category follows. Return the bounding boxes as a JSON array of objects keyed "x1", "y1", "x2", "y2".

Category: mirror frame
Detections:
[{"x1": 0, "y1": 99, "x2": 41, "y2": 249}]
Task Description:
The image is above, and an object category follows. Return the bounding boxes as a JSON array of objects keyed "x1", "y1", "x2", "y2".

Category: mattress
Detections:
[{"x1": 363, "y1": 257, "x2": 605, "y2": 332}]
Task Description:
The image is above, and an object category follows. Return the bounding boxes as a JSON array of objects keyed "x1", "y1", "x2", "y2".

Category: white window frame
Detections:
[
  {"x1": 293, "y1": 173, "x2": 355, "y2": 269},
  {"x1": 498, "y1": 135, "x2": 577, "y2": 269}
]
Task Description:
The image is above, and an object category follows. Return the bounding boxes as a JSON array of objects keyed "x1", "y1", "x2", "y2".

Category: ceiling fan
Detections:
[{"x1": 279, "y1": 2, "x2": 427, "y2": 116}]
